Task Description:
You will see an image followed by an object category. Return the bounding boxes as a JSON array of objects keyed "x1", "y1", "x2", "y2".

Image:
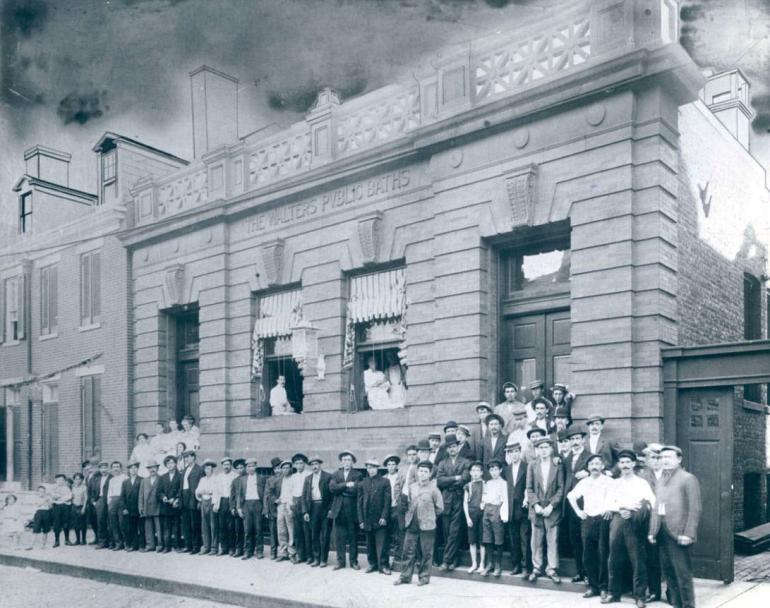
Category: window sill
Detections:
[
  {"x1": 1, "y1": 339, "x2": 20, "y2": 347},
  {"x1": 39, "y1": 332, "x2": 58, "y2": 342},
  {"x1": 79, "y1": 322, "x2": 101, "y2": 333},
  {"x1": 742, "y1": 399, "x2": 766, "y2": 413}
]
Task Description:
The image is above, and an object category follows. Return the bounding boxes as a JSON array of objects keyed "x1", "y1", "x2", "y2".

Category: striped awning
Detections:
[
  {"x1": 348, "y1": 267, "x2": 406, "y2": 323},
  {"x1": 252, "y1": 289, "x2": 302, "y2": 340}
]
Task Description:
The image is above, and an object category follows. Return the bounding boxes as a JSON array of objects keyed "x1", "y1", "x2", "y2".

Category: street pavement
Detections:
[
  {"x1": 1, "y1": 545, "x2": 769, "y2": 608},
  {"x1": 0, "y1": 565, "x2": 243, "y2": 608}
]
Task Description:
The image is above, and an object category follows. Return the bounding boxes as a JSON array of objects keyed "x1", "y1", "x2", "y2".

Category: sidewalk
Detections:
[{"x1": 1, "y1": 545, "x2": 768, "y2": 608}]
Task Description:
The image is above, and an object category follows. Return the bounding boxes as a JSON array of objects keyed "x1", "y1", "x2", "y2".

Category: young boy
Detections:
[
  {"x1": 196, "y1": 458, "x2": 219, "y2": 555},
  {"x1": 481, "y1": 460, "x2": 509, "y2": 577},
  {"x1": 1, "y1": 494, "x2": 25, "y2": 549},
  {"x1": 463, "y1": 461, "x2": 485, "y2": 573},
  {"x1": 51, "y1": 473, "x2": 73, "y2": 547},
  {"x1": 29, "y1": 485, "x2": 53, "y2": 550},
  {"x1": 394, "y1": 461, "x2": 444, "y2": 587},
  {"x1": 71, "y1": 473, "x2": 88, "y2": 545}
]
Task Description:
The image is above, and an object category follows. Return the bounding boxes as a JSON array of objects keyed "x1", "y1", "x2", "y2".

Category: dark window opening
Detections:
[
  {"x1": 19, "y1": 192, "x2": 32, "y2": 234},
  {"x1": 80, "y1": 252, "x2": 101, "y2": 326},
  {"x1": 351, "y1": 320, "x2": 405, "y2": 411},
  {"x1": 81, "y1": 376, "x2": 102, "y2": 460},
  {"x1": 743, "y1": 472, "x2": 762, "y2": 530},
  {"x1": 260, "y1": 338, "x2": 303, "y2": 416},
  {"x1": 743, "y1": 274, "x2": 763, "y2": 402},
  {"x1": 174, "y1": 308, "x2": 200, "y2": 424}
]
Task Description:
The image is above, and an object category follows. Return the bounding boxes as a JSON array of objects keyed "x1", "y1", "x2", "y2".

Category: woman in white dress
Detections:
[
  {"x1": 129, "y1": 433, "x2": 154, "y2": 478},
  {"x1": 149, "y1": 422, "x2": 169, "y2": 475},
  {"x1": 180, "y1": 415, "x2": 201, "y2": 452},
  {"x1": 364, "y1": 356, "x2": 391, "y2": 410},
  {"x1": 385, "y1": 352, "x2": 407, "y2": 408}
]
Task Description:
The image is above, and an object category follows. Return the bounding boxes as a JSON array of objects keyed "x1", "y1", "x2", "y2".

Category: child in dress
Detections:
[
  {"x1": 463, "y1": 462, "x2": 485, "y2": 573},
  {"x1": 1, "y1": 494, "x2": 25, "y2": 549},
  {"x1": 28, "y1": 485, "x2": 53, "y2": 550},
  {"x1": 71, "y1": 473, "x2": 88, "y2": 545}
]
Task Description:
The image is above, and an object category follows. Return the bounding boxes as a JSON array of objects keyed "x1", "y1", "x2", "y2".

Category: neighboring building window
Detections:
[
  {"x1": 40, "y1": 265, "x2": 58, "y2": 336},
  {"x1": 41, "y1": 383, "x2": 59, "y2": 481},
  {"x1": 251, "y1": 288, "x2": 303, "y2": 417},
  {"x1": 743, "y1": 274, "x2": 763, "y2": 403},
  {"x1": 101, "y1": 151, "x2": 117, "y2": 202},
  {"x1": 4, "y1": 387, "x2": 20, "y2": 407},
  {"x1": 81, "y1": 375, "x2": 101, "y2": 459},
  {"x1": 342, "y1": 267, "x2": 408, "y2": 411},
  {"x1": 3, "y1": 277, "x2": 20, "y2": 342},
  {"x1": 80, "y1": 251, "x2": 101, "y2": 326},
  {"x1": 19, "y1": 192, "x2": 32, "y2": 234}
]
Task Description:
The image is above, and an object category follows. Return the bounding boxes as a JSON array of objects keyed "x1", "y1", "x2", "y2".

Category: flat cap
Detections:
[{"x1": 617, "y1": 449, "x2": 637, "y2": 462}]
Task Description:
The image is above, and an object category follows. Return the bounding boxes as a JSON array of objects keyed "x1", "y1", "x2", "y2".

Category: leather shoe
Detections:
[
  {"x1": 310, "y1": 560, "x2": 319, "y2": 567},
  {"x1": 333, "y1": 564, "x2": 345, "y2": 571},
  {"x1": 528, "y1": 571, "x2": 540, "y2": 582},
  {"x1": 572, "y1": 574, "x2": 584, "y2": 583},
  {"x1": 547, "y1": 572, "x2": 561, "y2": 584},
  {"x1": 417, "y1": 579, "x2": 429, "y2": 587},
  {"x1": 366, "y1": 566, "x2": 377, "y2": 573},
  {"x1": 351, "y1": 563, "x2": 360, "y2": 570},
  {"x1": 645, "y1": 595, "x2": 661, "y2": 603},
  {"x1": 510, "y1": 566, "x2": 522, "y2": 575},
  {"x1": 381, "y1": 568, "x2": 391, "y2": 575},
  {"x1": 583, "y1": 590, "x2": 599, "y2": 599},
  {"x1": 600, "y1": 597, "x2": 620, "y2": 604},
  {"x1": 635, "y1": 601, "x2": 646, "y2": 608},
  {"x1": 241, "y1": 554, "x2": 252, "y2": 560},
  {"x1": 439, "y1": 563, "x2": 449, "y2": 571},
  {"x1": 319, "y1": 562, "x2": 327, "y2": 568},
  {"x1": 393, "y1": 579, "x2": 407, "y2": 586}
]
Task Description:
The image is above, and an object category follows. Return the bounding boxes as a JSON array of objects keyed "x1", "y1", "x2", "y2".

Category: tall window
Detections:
[
  {"x1": 40, "y1": 265, "x2": 58, "y2": 336},
  {"x1": 3, "y1": 277, "x2": 20, "y2": 342},
  {"x1": 342, "y1": 267, "x2": 408, "y2": 411},
  {"x1": 19, "y1": 193, "x2": 32, "y2": 234},
  {"x1": 743, "y1": 274, "x2": 763, "y2": 402},
  {"x1": 41, "y1": 383, "x2": 59, "y2": 481},
  {"x1": 80, "y1": 251, "x2": 101, "y2": 326},
  {"x1": 101, "y1": 151, "x2": 117, "y2": 202},
  {"x1": 81, "y1": 375, "x2": 101, "y2": 459}
]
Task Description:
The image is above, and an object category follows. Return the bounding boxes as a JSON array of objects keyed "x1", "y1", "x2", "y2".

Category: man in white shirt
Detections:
[
  {"x1": 107, "y1": 461, "x2": 127, "y2": 550},
  {"x1": 495, "y1": 382, "x2": 523, "y2": 432},
  {"x1": 216, "y1": 457, "x2": 238, "y2": 555},
  {"x1": 567, "y1": 453, "x2": 614, "y2": 599},
  {"x1": 605, "y1": 450, "x2": 656, "y2": 607},
  {"x1": 270, "y1": 375, "x2": 294, "y2": 415},
  {"x1": 291, "y1": 453, "x2": 312, "y2": 562}
]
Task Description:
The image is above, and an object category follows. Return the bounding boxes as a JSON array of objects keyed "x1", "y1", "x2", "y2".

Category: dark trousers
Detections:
[
  {"x1": 566, "y1": 506, "x2": 585, "y2": 577},
  {"x1": 647, "y1": 537, "x2": 662, "y2": 597},
  {"x1": 107, "y1": 498, "x2": 123, "y2": 547},
  {"x1": 400, "y1": 523, "x2": 435, "y2": 583},
  {"x1": 609, "y1": 513, "x2": 647, "y2": 600},
  {"x1": 365, "y1": 528, "x2": 386, "y2": 570},
  {"x1": 161, "y1": 513, "x2": 180, "y2": 550},
  {"x1": 658, "y1": 529, "x2": 695, "y2": 608},
  {"x1": 234, "y1": 512, "x2": 245, "y2": 554},
  {"x1": 52, "y1": 503, "x2": 70, "y2": 542},
  {"x1": 385, "y1": 509, "x2": 402, "y2": 566},
  {"x1": 95, "y1": 498, "x2": 109, "y2": 546},
  {"x1": 217, "y1": 498, "x2": 233, "y2": 553},
  {"x1": 201, "y1": 500, "x2": 218, "y2": 552},
  {"x1": 440, "y1": 495, "x2": 464, "y2": 566},
  {"x1": 293, "y1": 498, "x2": 310, "y2": 560},
  {"x1": 242, "y1": 499, "x2": 263, "y2": 556},
  {"x1": 71, "y1": 505, "x2": 87, "y2": 543},
  {"x1": 182, "y1": 504, "x2": 201, "y2": 551},
  {"x1": 85, "y1": 501, "x2": 97, "y2": 542},
  {"x1": 333, "y1": 501, "x2": 358, "y2": 566},
  {"x1": 508, "y1": 515, "x2": 531, "y2": 570},
  {"x1": 121, "y1": 514, "x2": 142, "y2": 549},
  {"x1": 267, "y1": 517, "x2": 278, "y2": 557},
  {"x1": 144, "y1": 516, "x2": 161, "y2": 549},
  {"x1": 309, "y1": 501, "x2": 330, "y2": 563},
  {"x1": 582, "y1": 515, "x2": 610, "y2": 592}
]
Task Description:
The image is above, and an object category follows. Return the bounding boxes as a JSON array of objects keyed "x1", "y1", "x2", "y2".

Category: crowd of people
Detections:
[{"x1": 0, "y1": 381, "x2": 701, "y2": 608}]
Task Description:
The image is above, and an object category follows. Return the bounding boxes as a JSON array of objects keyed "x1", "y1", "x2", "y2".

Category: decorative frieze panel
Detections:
[
  {"x1": 157, "y1": 170, "x2": 208, "y2": 217},
  {"x1": 336, "y1": 88, "x2": 421, "y2": 156},
  {"x1": 474, "y1": 17, "x2": 591, "y2": 102},
  {"x1": 248, "y1": 131, "x2": 312, "y2": 189}
]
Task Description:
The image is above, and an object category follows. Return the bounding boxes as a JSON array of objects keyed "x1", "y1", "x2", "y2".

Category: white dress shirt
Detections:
[
  {"x1": 183, "y1": 465, "x2": 193, "y2": 490},
  {"x1": 245, "y1": 473, "x2": 260, "y2": 500},
  {"x1": 108, "y1": 474, "x2": 125, "y2": 499},
  {"x1": 195, "y1": 475, "x2": 218, "y2": 502},
  {"x1": 311, "y1": 472, "x2": 323, "y2": 501},
  {"x1": 567, "y1": 474, "x2": 614, "y2": 516},
  {"x1": 608, "y1": 475, "x2": 656, "y2": 512},
  {"x1": 589, "y1": 434, "x2": 601, "y2": 454},
  {"x1": 217, "y1": 470, "x2": 238, "y2": 500}
]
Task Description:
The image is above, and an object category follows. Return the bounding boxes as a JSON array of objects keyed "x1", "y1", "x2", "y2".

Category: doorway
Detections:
[
  {"x1": 174, "y1": 309, "x2": 200, "y2": 423},
  {"x1": 504, "y1": 310, "x2": 570, "y2": 400}
]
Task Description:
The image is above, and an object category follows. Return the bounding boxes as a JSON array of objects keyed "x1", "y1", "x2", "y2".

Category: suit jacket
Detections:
[
  {"x1": 503, "y1": 460, "x2": 529, "y2": 521},
  {"x1": 301, "y1": 470, "x2": 333, "y2": 515},
  {"x1": 435, "y1": 456, "x2": 471, "y2": 508},
  {"x1": 529, "y1": 419, "x2": 557, "y2": 436},
  {"x1": 230, "y1": 471, "x2": 246, "y2": 512},
  {"x1": 564, "y1": 448, "x2": 592, "y2": 495},
  {"x1": 470, "y1": 423, "x2": 487, "y2": 459},
  {"x1": 357, "y1": 475, "x2": 391, "y2": 531},
  {"x1": 525, "y1": 459, "x2": 565, "y2": 527},
  {"x1": 264, "y1": 475, "x2": 284, "y2": 518},
  {"x1": 180, "y1": 463, "x2": 204, "y2": 509},
  {"x1": 139, "y1": 475, "x2": 161, "y2": 517},
  {"x1": 120, "y1": 475, "x2": 142, "y2": 516},
  {"x1": 233, "y1": 473, "x2": 267, "y2": 511},
  {"x1": 479, "y1": 432, "x2": 509, "y2": 467},
  {"x1": 329, "y1": 469, "x2": 362, "y2": 520},
  {"x1": 587, "y1": 434, "x2": 618, "y2": 469},
  {"x1": 90, "y1": 472, "x2": 112, "y2": 503},
  {"x1": 158, "y1": 471, "x2": 182, "y2": 516},
  {"x1": 649, "y1": 468, "x2": 702, "y2": 542}
]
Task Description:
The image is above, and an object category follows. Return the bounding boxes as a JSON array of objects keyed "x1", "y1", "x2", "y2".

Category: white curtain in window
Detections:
[{"x1": 251, "y1": 289, "x2": 302, "y2": 380}]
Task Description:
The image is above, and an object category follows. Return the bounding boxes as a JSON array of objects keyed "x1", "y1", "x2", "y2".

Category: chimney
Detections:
[
  {"x1": 189, "y1": 65, "x2": 239, "y2": 159},
  {"x1": 24, "y1": 145, "x2": 71, "y2": 186},
  {"x1": 701, "y1": 69, "x2": 754, "y2": 151}
]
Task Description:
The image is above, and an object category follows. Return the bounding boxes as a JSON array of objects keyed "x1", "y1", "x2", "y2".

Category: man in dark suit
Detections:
[
  {"x1": 455, "y1": 425, "x2": 475, "y2": 461},
  {"x1": 357, "y1": 458, "x2": 392, "y2": 574},
  {"x1": 470, "y1": 402, "x2": 492, "y2": 458},
  {"x1": 434, "y1": 421, "x2": 459, "y2": 466},
  {"x1": 529, "y1": 398, "x2": 557, "y2": 436},
  {"x1": 585, "y1": 415, "x2": 618, "y2": 470},
  {"x1": 234, "y1": 457, "x2": 267, "y2": 559},
  {"x1": 525, "y1": 436, "x2": 565, "y2": 584},
  {"x1": 120, "y1": 460, "x2": 143, "y2": 551},
  {"x1": 138, "y1": 459, "x2": 161, "y2": 551},
  {"x1": 302, "y1": 456, "x2": 332, "y2": 567},
  {"x1": 91, "y1": 461, "x2": 111, "y2": 549},
  {"x1": 262, "y1": 457, "x2": 282, "y2": 559},
  {"x1": 479, "y1": 414, "x2": 508, "y2": 474},
  {"x1": 563, "y1": 427, "x2": 592, "y2": 583},
  {"x1": 503, "y1": 440, "x2": 530, "y2": 575},
  {"x1": 159, "y1": 455, "x2": 182, "y2": 552},
  {"x1": 435, "y1": 434, "x2": 471, "y2": 571},
  {"x1": 180, "y1": 449, "x2": 203, "y2": 553},
  {"x1": 83, "y1": 457, "x2": 100, "y2": 544},
  {"x1": 329, "y1": 450, "x2": 362, "y2": 570},
  {"x1": 648, "y1": 446, "x2": 702, "y2": 608}
]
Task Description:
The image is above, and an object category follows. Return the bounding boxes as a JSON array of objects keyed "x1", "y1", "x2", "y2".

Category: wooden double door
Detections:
[{"x1": 504, "y1": 310, "x2": 570, "y2": 400}]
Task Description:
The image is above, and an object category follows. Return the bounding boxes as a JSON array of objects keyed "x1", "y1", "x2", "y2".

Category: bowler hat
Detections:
[
  {"x1": 617, "y1": 449, "x2": 637, "y2": 462},
  {"x1": 443, "y1": 420, "x2": 458, "y2": 432},
  {"x1": 416, "y1": 460, "x2": 433, "y2": 471},
  {"x1": 383, "y1": 454, "x2": 401, "y2": 466},
  {"x1": 416, "y1": 439, "x2": 431, "y2": 451},
  {"x1": 292, "y1": 453, "x2": 309, "y2": 464},
  {"x1": 475, "y1": 401, "x2": 492, "y2": 413},
  {"x1": 585, "y1": 453, "x2": 604, "y2": 467},
  {"x1": 163, "y1": 455, "x2": 177, "y2": 465},
  {"x1": 443, "y1": 433, "x2": 459, "y2": 447},
  {"x1": 234, "y1": 458, "x2": 247, "y2": 469},
  {"x1": 532, "y1": 436, "x2": 553, "y2": 449},
  {"x1": 485, "y1": 413, "x2": 505, "y2": 427},
  {"x1": 554, "y1": 406, "x2": 569, "y2": 419},
  {"x1": 557, "y1": 430, "x2": 569, "y2": 442},
  {"x1": 565, "y1": 428, "x2": 586, "y2": 439},
  {"x1": 632, "y1": 440, "x2": 648, "y2": 456},
  {"x1": 338, "y1": 450, "x2": 357, "y2": 463},
  {"x1": 526, "y1": 427, "x2": 546, "y2": 440},
  {"x1": 127, "y1": 460, "x2": 141, "y2": 469},
  {"x1": 269, "y1": 457, "x2": 282, "y2": 469},
  {"x1": 585, "y1": 415, "x2": 606, "y2": 426}
]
